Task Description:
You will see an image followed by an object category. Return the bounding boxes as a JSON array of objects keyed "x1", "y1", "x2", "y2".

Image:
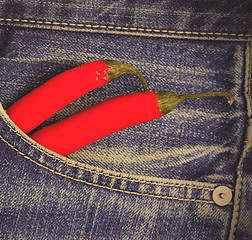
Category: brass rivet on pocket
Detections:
[{"x1": 212, "y1": 186, "x2": 232, "y2": 206}]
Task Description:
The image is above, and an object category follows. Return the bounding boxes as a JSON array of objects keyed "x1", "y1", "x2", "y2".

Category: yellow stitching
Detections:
[
  {"x1": 176, "y1": 31, "x2": 185, "y2": 34},
  {"x1": 249, "y1": 42, "x2": 252, "y2": 105},
  {"x1": 232, "y1": 160, "x2": 244, "y2": 236},
  {"x1": 52, "y1": 22, "x2": 61, "y2": 25},
  {"x1": 0, "y1": 18, "x2": 251, "y2": 37},
  {"x1": 0, "y1": 134, "x2": 215, "y2": 204},
  {"x1": 242, "y1": 43, "x2": 252, "y2": 143},
  {"x1": 0, "y1": 116, "x2": 219, "y2": 191},
  {"x1": 231, "y1": 42, "x2": 252, "y2": 240}
]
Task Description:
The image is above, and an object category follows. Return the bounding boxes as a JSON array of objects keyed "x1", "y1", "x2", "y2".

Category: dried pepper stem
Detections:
[{"x1": 157, "y1": 91, "x2": 234, "y2": 115}]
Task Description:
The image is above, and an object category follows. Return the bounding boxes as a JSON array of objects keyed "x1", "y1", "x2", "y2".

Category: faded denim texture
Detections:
[{"x1": 0, "y1": 0, "x2": 251, "y2": 239}]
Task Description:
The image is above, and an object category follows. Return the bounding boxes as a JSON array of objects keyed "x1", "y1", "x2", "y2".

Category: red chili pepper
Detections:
[
  {"x1": 30, "y1": 91, "x2": 234, "y2": 156},
  {"x1": 6, "y1": 59, "x2": 148, "y2": 134}
]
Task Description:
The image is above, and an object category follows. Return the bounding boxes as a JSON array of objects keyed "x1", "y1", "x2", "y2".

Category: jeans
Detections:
[{"x1": 0, "y1": 0, "x2": 251, "y2": 239}]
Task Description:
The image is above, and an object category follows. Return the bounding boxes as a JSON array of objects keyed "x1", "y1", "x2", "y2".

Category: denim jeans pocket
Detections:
[
  {"x1": 0, "y1": 1, "x2": 251, "y2": 238},
  {"x1": 0, "y1": 105, "x2": 236, "y2": 239}
]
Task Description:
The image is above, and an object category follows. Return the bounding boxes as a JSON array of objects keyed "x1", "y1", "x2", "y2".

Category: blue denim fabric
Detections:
[{"x1": 0, "y1": 0, "x2": 251, "y2": 239}]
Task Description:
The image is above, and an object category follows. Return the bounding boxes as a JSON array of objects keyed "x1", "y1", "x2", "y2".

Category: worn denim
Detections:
[{"x1": 0, "y1": 0, "x2": 251, "y2": 239}]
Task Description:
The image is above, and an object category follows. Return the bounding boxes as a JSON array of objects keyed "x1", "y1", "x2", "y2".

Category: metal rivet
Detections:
[{"x1": 212, "y1": 186, "x2": 232, "y2": 206}]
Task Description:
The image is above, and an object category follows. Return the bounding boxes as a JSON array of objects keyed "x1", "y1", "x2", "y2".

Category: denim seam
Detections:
[
  {"x1": 1, "y1": 116, "x2": 218, "y2": 192},
  {"x1": 0, "y1": 134, "x2": 217, "y2": 204},
  {"x1": 0, "y1": 18, "x2": 251, "y2": 39},
  {"x1": 228, "y1": 41, "x2": 252, "y2": 240},
  {"x1": 243, "y1": 42, "x2": 252, "y2": 142},
  {"x1": 229, "y1": 153, "x2": 245, "y2": 239}
]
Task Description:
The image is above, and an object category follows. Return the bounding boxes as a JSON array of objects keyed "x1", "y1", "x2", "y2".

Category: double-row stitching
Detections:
[
  {"x1": 231, "y1": 155, "x2": 245, "y2": 238},
  {"x1": 0, "y1": 134, "x2": 215, "y2": 203},
  {"x1": 243, "y1": 42, "x2": 252, "y2": 143},
  {"x1": 230, "y1": 42, "x2": 252, "y2": 240},
  {"x1": 0, "y1": 18, "x2": 251, "y2": 38},
  {"x1": 1, "y1": 116, "x2": 216, "y2": 191}
]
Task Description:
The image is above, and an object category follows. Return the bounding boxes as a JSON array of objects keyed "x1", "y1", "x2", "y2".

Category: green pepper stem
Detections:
[
  {"x1": 104, "y1": 59, "x2": 148, "y2": 92},
  {"x1": 156, "y1": 91, "x2": 234, "y2": 115},
  {"x1": 178, "y1": 92, "x2": 234, "y2": 105},
  {"x1": 121, "y1": 63, "x2": 148, "y2": 92}
]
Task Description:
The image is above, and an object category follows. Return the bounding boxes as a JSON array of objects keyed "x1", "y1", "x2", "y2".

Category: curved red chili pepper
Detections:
[
  {"x1": 6, "y1": 59, "x2": 148, "y2": 134},
  {"x1": 30, "y1": 91, "x2": 234, "y2": 156}
]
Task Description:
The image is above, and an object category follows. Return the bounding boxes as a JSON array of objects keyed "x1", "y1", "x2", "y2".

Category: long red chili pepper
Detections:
[
  {"x1": 6, "y1": 59, "x2": 148, "y2": 134},
  {"x1": 30, "y1": 91, "x2": 234, "y2": 156}
]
